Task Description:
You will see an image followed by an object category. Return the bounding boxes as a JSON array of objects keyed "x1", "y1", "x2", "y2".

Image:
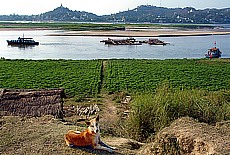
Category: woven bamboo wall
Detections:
[{"x1": 0, "y1": 89, "x2": 65, "y2": 118}]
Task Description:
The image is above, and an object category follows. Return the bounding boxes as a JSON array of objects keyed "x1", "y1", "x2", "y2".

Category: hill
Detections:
[
  {"x1": 0, "y1": 5, "x2": 230, "y2": 24},
  {"x1": 39, "y1": 4, "x2": 101, "y2": 22},
  {"x1": 103, "y1": 5, "x2": 230, "y2": 24}
]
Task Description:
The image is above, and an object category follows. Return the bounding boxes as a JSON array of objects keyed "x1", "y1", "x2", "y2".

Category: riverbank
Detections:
[
  {"x1": 1, "y1": 27, "x2": 230, "y2": 37},
  {"x1": 47, "y1": 29, "x2": 230, "y2": 37}
]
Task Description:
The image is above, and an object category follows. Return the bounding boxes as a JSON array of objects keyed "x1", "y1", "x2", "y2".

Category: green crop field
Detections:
[
  {"x1": 104, "y1": 59, "x2": 230, "y2": 93},
  {"x1": 0, "y1": 59, "x2": 102, "y2": 97},
  {"x1": 0, "y1": 59, "x2": 229, "y2": 97}
]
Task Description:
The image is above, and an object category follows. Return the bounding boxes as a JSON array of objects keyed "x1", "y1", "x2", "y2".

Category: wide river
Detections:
[{"x1": 0, "y1": 30, "x2": 230, "y2": 60}]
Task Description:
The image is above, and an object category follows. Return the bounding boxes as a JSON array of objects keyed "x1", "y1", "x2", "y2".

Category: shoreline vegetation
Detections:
[{"x1": 0, "y1": 22, "x2": 230, "y2": 37}]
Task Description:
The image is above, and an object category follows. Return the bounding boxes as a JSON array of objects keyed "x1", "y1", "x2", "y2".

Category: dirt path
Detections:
[
  {"x1": 100, "y1": 94, "x2": 118, "y2": 121},
  {"x1": 100, "y1": 60, "x2": 118, "y2": 121}
]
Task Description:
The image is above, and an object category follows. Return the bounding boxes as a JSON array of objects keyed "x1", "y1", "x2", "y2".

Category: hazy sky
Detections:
[{"x1": 0, "y1": 0, "x2": 229, "y2": 15}]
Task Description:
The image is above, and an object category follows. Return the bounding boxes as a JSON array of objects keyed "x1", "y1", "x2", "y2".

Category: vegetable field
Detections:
[
  {"x1": 0, "y1": 59, "x2": 229, "y2": 97},
  {"x1": 0, "y1": 59, "x2": 102, "y2": 97},
  {"x1": 104, "y1": 59, "x2": 230, "y2": 92}
]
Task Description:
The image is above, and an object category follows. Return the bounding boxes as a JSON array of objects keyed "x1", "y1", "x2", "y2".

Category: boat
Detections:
[
  {"x1": 100, "y1": 38, "x2": 142, "y2": 45},
  {"x1": 205, "y1": 42, "x2": 222, "y2": 58},
  {"x1": 205, "y1": 47, "x2": 222, "y2": 58},
  {"x1": 7, "y1": 37, "x2": 39, "y2": 46},
  {"x1": 139, "y1": 38, "x2": 169, "y2": 45},
  {"x1": 147, "y1": 38, "x2": 168, "y2": 45},
  {"x1": 100, "y1": 38, "x2": 169, "y2": 46}
]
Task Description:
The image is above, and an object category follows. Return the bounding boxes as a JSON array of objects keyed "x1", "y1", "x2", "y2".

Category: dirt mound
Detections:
[{"x1": 138, "y1": 117, "x2": 230, "y2": 155}]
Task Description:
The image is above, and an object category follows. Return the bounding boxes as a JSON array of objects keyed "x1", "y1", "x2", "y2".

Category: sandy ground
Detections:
[
  {"x1": 48, "y1": 29, "x2": 230, "y2": 37},
  {"x1": 1, "y1": 27, "x2": 230, "y2": 37}
]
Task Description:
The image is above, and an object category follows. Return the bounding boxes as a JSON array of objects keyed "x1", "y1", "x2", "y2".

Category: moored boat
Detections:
[
  {"x1": 100, "y1": 38, "x2": 142, "y2": 45},
  {"x1": 147, "y1": 38, "x2": 168, "y2": 45},
  {"x1": 7, "y1": 37, "x2": 39, "y2": 46},
  {"x1": 100, "y1": 38, "x2": 169, "y2": 46},
  {"x1": 205, "y1": 42, "x2": 222, "y2": 58},
  {"x1": 205, "y1": 47, "x2": 222, "y2": 58}
]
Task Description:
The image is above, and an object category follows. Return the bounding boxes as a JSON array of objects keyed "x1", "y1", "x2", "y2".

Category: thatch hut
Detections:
[{"x1": 0, "y1": 88, "x2": 65, "y2": 118}]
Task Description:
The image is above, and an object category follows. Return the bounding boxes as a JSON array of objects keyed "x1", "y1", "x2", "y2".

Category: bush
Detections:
[{"x1": 126, "y1": 82, "x2": 230, "y2": 142}]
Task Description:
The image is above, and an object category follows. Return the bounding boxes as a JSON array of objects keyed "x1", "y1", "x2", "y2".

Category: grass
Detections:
[
  {"x1": 126, "y1": 82, "x2": 230, "y2": 142},
  {"x1": 0, "y1": 104, "x2": 137, "y2": 155},
  {"x1": 0, "y1": 22, "x2": 126, "y2": 31},
  {"x1": 0, "y1": 22, "x2": 215, "y2": 31},
  {"x1": 0, "y1": 116, "x2": 122, "y2": 155}
]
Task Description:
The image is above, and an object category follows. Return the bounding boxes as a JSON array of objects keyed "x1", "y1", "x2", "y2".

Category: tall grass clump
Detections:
[{"x1": 126, "y1": 82, "x2": 230, "y2": 142}]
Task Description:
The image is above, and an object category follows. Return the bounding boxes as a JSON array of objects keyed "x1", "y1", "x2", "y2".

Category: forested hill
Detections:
[
  {"x1": 0, "y1": 5, "x2": 230, "y2": 24},
  {"x1": 39, "y1": 4, "x2": 101, "y2": 22},
  {"x1": 103, "y1": 5, "x2": 230, "y2": 24}
]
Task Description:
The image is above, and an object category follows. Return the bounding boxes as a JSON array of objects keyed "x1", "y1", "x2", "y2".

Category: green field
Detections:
[
  {"x1": 104, "y1": 59, "x2": 230, "y2": 93},
  {"x1": 0, "y1": 22, "x2": 126, "y2": 31},
  {"x1": 0, "y1": 59, "x2": 229, "y2": 97},
  {"x1": 0, "y1": 59, "x2": 102, "y2": 97},
  {"x1": 0, "y1": 22, "x2": 215, "y2": 31}
]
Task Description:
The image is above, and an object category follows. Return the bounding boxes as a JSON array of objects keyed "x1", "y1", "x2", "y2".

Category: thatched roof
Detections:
[{"x1": 0, "y1": 88, "x2": 65, "y2": 118}]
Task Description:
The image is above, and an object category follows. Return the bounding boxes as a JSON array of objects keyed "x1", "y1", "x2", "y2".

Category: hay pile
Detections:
[
  {"x1": 0, "y1": 89, "x2": 65, "y2": 118},
  {"x1": 64, "y1": 104, "x2": 100, "y2": 117},
  {"x1": 138, "y1": 117, "x2": 230, "y2": 155}
]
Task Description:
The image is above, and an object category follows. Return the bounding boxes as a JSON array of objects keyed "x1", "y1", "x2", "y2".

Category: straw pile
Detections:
[{"x1": 0, "y1": 88, "x2": 65, "y2": 118}]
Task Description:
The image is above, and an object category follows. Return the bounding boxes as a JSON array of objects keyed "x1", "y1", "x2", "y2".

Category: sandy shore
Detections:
[
  {"x1": 1, "y1": 27, "x2": 230, "y2": 37},
  {"x1": 48, "y1": 29, "x2": 230, "y2": 37}
]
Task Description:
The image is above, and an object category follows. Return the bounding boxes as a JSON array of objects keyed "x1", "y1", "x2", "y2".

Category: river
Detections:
[{"x1": 0, "y1": 30, "x2": 229, "y2": 60}]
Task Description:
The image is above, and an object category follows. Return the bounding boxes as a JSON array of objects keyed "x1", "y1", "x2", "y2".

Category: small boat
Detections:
[
  {"x1": 7, "y1": 37, "x2": 39, "y2": 46},
  {"x1": 205, "y1": 42, "x2": 222, "y2": 58}
]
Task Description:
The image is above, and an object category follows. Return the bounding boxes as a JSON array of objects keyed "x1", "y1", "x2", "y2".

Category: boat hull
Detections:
[
  {"x1": 205, "y1": 54, "x2": 221, "y2": 58},
  {"x1": 7, "y1": 40, "x2": 39, "y2": 46},
  {"x1": 205, "y1": 47, "x2": 222, "y2": 58}
]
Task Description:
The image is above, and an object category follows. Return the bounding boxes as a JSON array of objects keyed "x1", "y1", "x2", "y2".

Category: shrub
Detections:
[{"x1": 126, "y1": 82, "x2": 230, "y2": 142}]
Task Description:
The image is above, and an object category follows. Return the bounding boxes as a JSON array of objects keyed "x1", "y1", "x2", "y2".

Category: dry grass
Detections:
[
  {"x1": 0, "y1": 89, "x2": 229, "y2": 155},
  {"x1": 0, "y1": 115, "x2": 137, "y2": 155},
  {"x1": 0, "y1": 94, "x2": 137, "y2": 155},
  {"x1": 137, "y1": 117, "x2": 230, "y2": 155}
]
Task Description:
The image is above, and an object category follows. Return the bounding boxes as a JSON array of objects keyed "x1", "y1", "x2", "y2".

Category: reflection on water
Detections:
[
  {"x1": 0, "y1": 30, "x2": 229, "y2": 60},
  {"x1": 7, "y1": 44, "x2": 38, "y2": 50}
]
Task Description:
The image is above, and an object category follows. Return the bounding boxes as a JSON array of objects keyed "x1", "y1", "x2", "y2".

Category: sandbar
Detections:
[
  {"x1": 1, "y1": 27, "x2": 230, "y2": 37},
  {"x1": 48, "y1": 29, "x2": 230, "y2": 37}
]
